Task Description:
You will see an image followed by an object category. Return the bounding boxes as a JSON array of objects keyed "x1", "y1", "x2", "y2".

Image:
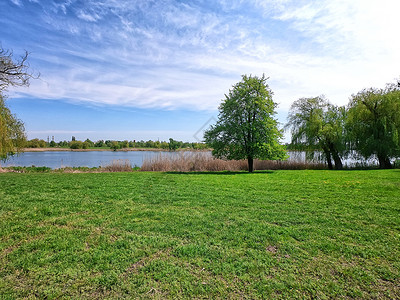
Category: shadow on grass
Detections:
[{"x1": 163, "y1": 170, "x2": 275, "y2": 175}]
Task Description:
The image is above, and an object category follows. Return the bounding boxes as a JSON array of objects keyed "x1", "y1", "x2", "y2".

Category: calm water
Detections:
[{"x1": 1, "y1": 151, "x2": 186, "y2": 169}]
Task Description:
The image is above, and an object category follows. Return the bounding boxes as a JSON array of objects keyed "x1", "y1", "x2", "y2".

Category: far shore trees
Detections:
[
  {"x1": 347, "y1": 83, "x2": 400, "y2": 169},
  {"x1": 24, "y1": 137, "x2": 208, "y2": 151},
  {"x1": 204, "y1": 74, "x2": 287, "y2": 172},
  {"x1": 286, "y1": 96, "x2": 346, "y2": 170}
]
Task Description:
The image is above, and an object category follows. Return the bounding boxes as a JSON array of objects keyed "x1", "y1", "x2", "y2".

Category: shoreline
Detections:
[{"x1": 22, "y1": 148, "x2": 210, "y2": 152}]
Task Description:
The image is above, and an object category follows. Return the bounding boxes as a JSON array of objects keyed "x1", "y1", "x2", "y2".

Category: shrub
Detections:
[
  {"x1": 110, "y1": 141, "x2": 120, "y2": 151},
  {"x1": 94, "y1": 140, "x2": 105, "y2": 147},
  {"x1": 394, "y1": 159, "x2": 400, "y2": 169},
  {"x1": 26, "y1": 138, "x2": 47, "y2": 148},
  {"x1": 69, "y1": 141, "x2": 84, "y2": 149},
  {"x1": 5, "y1": 166, "x2": 51, "y2": 173}
]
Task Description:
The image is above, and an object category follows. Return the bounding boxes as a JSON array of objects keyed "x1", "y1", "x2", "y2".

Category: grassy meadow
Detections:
[{"x1": 0, "y1": 170, "x2": 399, "y2": 299}]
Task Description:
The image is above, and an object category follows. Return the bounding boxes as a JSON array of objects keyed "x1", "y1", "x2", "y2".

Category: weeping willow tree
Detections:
[
  {"x1": 0, "y1": 94, "x2": 26, "y2": 162},
  {"x1": 286, "y1": 96, "x2": 346, "y2": 170},
  {"x1": 347, "y1": 83, "x2": 400, "y2": 169}
]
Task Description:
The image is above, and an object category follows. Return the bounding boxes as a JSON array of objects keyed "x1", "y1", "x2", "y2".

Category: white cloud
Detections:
[
  {"x1": 8, "y1": 0, "x2": 400, "y2": 114},
  {"x1": 16, "y1": 68, "x2": 232, "y2": 111},
  {"x1": 10, "y1": 0, "x2": 22, "y2": 6},
  {"x1": 76, "y1": 10, "x2": 101, "y2": 22}
]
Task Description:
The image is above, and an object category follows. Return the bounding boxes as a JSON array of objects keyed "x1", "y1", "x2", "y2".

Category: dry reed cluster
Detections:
[
  {"x1": 140, "y1": 152, "x2": 325, "y2": 172},
  {"x1": 100, "y1": 159, "x2": 133, "y2": 172}
]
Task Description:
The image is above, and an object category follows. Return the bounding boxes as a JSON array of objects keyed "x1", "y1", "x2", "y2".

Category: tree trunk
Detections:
[
  {"x1": 325, "y1": 150, "x2": 333, "y2": 170},
  {"x1": 332, "y1": 151, "x2": 343, "y2": 170},
  {"x1": 248, "y1": 156, "x2": 254, "y2": 173},
  {"x1": 378, "y1": 154, "x2": 392, "y2": 169}
]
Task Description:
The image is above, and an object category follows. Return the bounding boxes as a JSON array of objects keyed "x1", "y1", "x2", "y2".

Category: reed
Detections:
[
  {"x1": 100, "y1": 159, "x2": 133, "y2": 172},
  {"x1": 140, "y1": 152, "x2": 325, "y2": 172}
]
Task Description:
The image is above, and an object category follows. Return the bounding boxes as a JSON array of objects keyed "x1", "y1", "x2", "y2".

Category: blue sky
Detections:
[{"x1": 1, "y1": 0, "x2": 400, "y2": 142}]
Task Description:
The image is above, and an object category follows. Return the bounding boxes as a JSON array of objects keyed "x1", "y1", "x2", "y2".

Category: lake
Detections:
[{"x1": 1, "y1": 151, "x2": 180, "y2": 169}]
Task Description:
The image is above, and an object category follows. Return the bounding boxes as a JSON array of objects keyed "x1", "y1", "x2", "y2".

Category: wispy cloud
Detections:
[
  {"x1": 9, "y1": 0, "x2": 22, "y2": 6},
  {"x1": 4, "y1": 0, "x2": 400, "y2": 113}
]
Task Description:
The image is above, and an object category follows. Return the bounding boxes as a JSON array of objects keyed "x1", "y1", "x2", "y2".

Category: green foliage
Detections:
[
  {"x1": 0, "y1": 170, "x2": 399, "y2": 298},
  {"x1": 205, "y1": 74, "x2": 286, "y2": 172},
  {"x1": 26, "y1": 138, "x2": 47, "y2": 148},
  {"x1": 191, "y1": 142, "x2": 208, "y2": 150},
  {"x1": 0, "y1": 94, "x2": 26, "y2": 161},
  {"x1": 168, "y1": 138, "x2": 181, "y2": 151},
  {"x1": 84, "y1": 138, "x2": 94, "y2": 147},
  {"x1": 82, "y1": 141, "x2": 89, "y2": 149},
  {"x1": 394, "y1": 159, "x2": 400, "y2": 169},
  {"x1": 5, "y1": 165, "x2": 51, "y2": 173},
  {"x1": 145, "y1": 140, "x2": 156, "y2": 148},
  {"x1": 110, "y1": 141, "x2": 120, "y2": 151},
  {"x1": 57, "y1": 140, "x2": 69, "y2": 147},
  {"x1": 121, "y1": 140, "x2": 129, "y2": 148},
  {"x1": 69, "y1": 140, "x2": 84, "y2": 149},
  {"x1": 347, "y1": 83, "x2": 400, "y2": 168},
  {"x1": 94, "y1": 140, "x2": 104, "y2": 147},
  {"x1": 286, "y1": 96, "x2": 346, "y2": 169}
]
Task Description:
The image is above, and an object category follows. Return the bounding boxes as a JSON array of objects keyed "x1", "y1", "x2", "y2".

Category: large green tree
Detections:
[
  {"x1": 204, "y1": 74, "x2": 286, "y2": 172},
  {"x1": 286, "y1": 96, "x2": 346, "y2": 170},
  {"x1": 347, "y1": 83, "x2": 400, "y2": 169}
]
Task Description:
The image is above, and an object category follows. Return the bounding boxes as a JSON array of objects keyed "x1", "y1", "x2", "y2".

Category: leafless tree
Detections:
[{"x1": 0, "y1": 45, "x2": 39, "y2": 91}]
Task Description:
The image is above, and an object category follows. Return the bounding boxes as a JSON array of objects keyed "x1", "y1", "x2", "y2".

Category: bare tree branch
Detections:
[{"x1": 0, "y1": 45, "x2": 40, "y2": 91}]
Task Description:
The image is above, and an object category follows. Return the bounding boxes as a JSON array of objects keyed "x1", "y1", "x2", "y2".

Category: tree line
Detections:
[
  {"x1": 205, "y1": 74, "x2": 400, "y2": 171},
  {"x1": 25, "y1": 137, "x2": 208, "y2": 151}
]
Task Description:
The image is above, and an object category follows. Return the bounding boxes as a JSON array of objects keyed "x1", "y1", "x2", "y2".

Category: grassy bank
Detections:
[{"x1": 0, "y1": 170, "x2": 399, "y2": 298}]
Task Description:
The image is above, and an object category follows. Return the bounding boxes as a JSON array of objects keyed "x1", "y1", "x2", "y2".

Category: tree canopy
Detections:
[
  {"x1": 347, "y1": 83, "x2": 400, "y2": 169},
  {"x1": 286, "y1": 96, "x2": 346, "y2": 170},
  {"x1": 204, "y1": 74, "x2": 286, "y2": 172}
]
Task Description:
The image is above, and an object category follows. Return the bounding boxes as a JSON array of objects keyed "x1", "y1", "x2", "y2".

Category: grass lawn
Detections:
[{"x1": 0, "y1": 170, "x2": 399, "y2": 299}]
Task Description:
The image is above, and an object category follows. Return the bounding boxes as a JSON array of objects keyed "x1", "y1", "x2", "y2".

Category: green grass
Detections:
[{"x1": 0, "y1": 170, "x2": 399, "y2": 299}]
